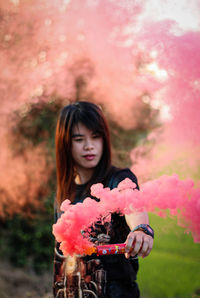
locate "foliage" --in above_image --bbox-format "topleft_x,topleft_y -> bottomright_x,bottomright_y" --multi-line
11,98 -> 63,154
0,193 -> 55,273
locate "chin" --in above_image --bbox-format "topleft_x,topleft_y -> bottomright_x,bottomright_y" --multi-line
85,161 -> 99,169
85,163 -> 98,169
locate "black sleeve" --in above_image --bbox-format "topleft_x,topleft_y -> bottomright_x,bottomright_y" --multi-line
111,168 -> 139,190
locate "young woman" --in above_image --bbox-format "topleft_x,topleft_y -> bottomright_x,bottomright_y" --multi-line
53,101 -> 154,298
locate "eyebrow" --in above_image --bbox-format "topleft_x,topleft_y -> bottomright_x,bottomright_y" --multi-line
72,131 -> 100,138
72,134 -> 84,138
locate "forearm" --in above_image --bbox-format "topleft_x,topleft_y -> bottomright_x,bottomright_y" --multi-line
125,211 -> 149,230
125,211 -> 153,258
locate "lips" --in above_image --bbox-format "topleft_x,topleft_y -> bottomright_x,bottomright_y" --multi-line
83,154 -> 96,161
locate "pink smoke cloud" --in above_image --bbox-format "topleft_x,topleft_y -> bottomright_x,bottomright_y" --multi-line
53,176 -> 200,256
1,0 -> 200,215
131,21 -> 200,181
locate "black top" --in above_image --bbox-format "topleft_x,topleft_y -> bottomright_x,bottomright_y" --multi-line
54,166 -> 139,284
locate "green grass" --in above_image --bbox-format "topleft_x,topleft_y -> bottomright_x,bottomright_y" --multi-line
137,214 -> 200,298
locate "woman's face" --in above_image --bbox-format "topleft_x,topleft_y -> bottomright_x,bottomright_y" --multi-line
71,123 -> 103,175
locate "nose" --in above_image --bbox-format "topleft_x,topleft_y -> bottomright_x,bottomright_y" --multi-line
84,138 -> 94,150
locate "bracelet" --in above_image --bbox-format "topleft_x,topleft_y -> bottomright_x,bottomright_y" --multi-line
131,224 -> 154,239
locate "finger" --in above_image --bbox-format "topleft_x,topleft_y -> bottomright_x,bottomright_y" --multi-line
138,245 -> 147,257
139,236 -> 153,258
138,236 -> 149,257
125,233 -> 136,258
125,234 -> 135,252
130,233 -> 143,257
145,238 -> 154,257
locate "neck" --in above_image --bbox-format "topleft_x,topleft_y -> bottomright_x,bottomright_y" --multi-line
75,167 -> 94,185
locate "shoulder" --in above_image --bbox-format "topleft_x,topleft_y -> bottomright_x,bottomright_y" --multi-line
109,166 -> 139,189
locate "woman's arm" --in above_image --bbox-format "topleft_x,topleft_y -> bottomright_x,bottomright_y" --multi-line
125,211 -> 154,258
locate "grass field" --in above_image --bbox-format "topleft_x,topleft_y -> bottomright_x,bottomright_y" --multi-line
137,214 -> 200,298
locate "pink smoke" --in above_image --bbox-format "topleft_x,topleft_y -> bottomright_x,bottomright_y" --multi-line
53,176 -> 200,256
130,21 -> 200,180
1,0 -> 200,216
1,0 -> 151,123
1,0 -> 148,215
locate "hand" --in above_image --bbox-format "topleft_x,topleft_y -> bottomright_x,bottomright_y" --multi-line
125,230 -> 153,259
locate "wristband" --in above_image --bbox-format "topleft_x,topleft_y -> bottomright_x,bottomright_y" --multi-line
131,224 -> 154,239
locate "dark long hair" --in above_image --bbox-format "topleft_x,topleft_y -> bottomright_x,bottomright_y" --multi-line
55,101 -> 112,206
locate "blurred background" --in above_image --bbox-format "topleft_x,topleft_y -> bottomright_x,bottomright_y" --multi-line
0,0 -> 200,297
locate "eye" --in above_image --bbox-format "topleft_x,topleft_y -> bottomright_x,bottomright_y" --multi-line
73,137 -> 83,142
92,133 -> 101,139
